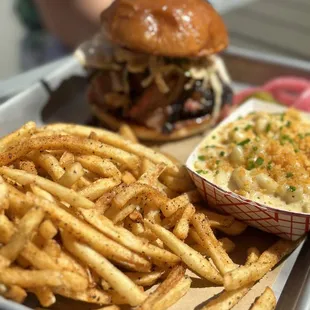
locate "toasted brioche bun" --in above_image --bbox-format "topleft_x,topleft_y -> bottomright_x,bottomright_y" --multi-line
101,0 -> 228,57
90,104 -> 215,141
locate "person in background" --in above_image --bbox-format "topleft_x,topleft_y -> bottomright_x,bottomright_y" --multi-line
15,0 -> 113,70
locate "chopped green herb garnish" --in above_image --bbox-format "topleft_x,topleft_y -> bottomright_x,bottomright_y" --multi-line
265,123 -> 271,133
212,135 -> 216,139
237,138 -> 250,146
216,160 -> 220,165
255,157 -> 264,166
280,113 -> 285,122
247,160 -> 255,170
220,151 -> 225,157
205,145 -> 216,149
198,155 -> 206,161
244,124 -> 253,131
196,170 -> 208,174
267,161 -> 272,170
306,133 -> 310,137
253,146 -> 258,151
280,134 -> 293,145
298,133 -> 304,139
234,127 -> 239,131
289,186 -> 296,192
286,172 -> 293,178
215,170 -> 219,175
286,121 -> 292,128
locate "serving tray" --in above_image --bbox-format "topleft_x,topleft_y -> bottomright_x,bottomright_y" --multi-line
0,47 -> 309,310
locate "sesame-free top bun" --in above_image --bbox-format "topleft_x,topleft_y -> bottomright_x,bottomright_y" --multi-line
101,0 -> 228,57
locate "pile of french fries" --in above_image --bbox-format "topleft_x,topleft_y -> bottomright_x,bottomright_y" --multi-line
0,122 -> 299,310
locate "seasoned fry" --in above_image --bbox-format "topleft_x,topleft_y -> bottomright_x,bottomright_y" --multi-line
137,265 -> 186,310
191,213 -> 237,275
28,151 -> 64,181
165,190 -> 201,217
0,206 -> 45,264
125,271 -> 163,287
224,239 -> 297,291
119,124 -> 139,143
0,268 -> 88,290
0,121 -> 35,152
32,287 -> 56,308
196,208 -> 235,228
0,167 -> 95,209
121,171 -> 137,184
58,162 -> 84,187
173,203 -> 195,240
202,247 -> 260,310
78,177 -> 121,201
62,231 -> 147,306
250,287 -> 276,310
59,151 -> 75,168
39,219 -> 58,240
43,123 -> 179,174
96,306 -> 120,310
0,176 -> 9,211
1,285 -> 27,304
16,160 -> 38,175
105,203 -> 138,223
29,193 -> 151,272
191,237 -> 235,256
76,155 -> 122,179
29,135 -> 140,172
216,220 -> 248,236
53,287 -> 111,305
144,220 -> 222,284
152,276 -> 191,310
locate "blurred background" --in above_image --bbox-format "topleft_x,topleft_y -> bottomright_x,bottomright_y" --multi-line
0,0 -> 309,80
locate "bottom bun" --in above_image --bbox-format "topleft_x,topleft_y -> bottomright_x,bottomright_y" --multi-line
90,104 -> 214,141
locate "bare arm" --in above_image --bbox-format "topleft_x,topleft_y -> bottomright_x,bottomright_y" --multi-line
33,0 -> 113,49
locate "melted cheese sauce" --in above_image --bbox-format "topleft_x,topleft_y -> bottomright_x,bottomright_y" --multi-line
194,109 -> 310,213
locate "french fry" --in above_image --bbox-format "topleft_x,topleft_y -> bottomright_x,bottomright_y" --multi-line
96,306 -> 120,310
0,206 -> 45,264
32,287 -> 56,308
59,151 -> 75,168
192,213 -> 237,275
0,121 -> 35,152
224,239 -> 298,291
159,172 -> 195,193
39,219 -> 58,240
78,177 -> 121,201
58,162 -> 84,187
144,220 -> 222,284
165,190 -> 201,217
119,124 -> 139,143
0,176 -> 9,211
202,247 -> 260,310
216,219 -> 248,236
61,231 -> 147,306
75,155 -> 122,179
121,171 -> 137,184
30,184 -> 57,202
16,160 -> 38,175
105,203 -> 138,223
250,287 -> 276,310
29,135 -> 140,172
28,151 -> 64,181
137,265 -> 186,310
28,193 -> 151,272
125,271 -> 163,287
196,208 -> 235,228
1,285 -> 27,304
78,208 -> 180,265
43,124 -> 179,175
0,167 -> 95,209
0,268 -> 88,291
152,276 -> 191,310
53,287 -> 111,305
162,207 -> 185,229
191,237 -> 235,256
173,203 -> 195,240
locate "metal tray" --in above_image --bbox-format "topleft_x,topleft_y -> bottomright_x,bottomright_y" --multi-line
0,47 -> 309,310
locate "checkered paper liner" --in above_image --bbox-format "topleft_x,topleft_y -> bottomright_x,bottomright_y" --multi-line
186,99 -> 310,240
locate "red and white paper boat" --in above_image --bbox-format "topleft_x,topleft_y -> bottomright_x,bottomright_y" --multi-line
186,99 -> 310,240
